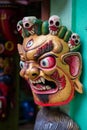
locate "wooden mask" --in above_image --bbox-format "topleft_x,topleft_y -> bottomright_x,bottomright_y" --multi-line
17,15 -> 83,106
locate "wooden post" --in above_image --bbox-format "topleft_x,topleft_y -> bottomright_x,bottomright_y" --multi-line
41,0 -> 50,20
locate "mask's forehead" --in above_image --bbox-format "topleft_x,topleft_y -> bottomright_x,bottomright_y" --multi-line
22,35 -> 47,51
22,34 -> 69,59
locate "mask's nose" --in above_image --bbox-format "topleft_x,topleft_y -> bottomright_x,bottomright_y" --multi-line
26,63 -> 40,80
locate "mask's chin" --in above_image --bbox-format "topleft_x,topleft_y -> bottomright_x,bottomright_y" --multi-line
29,77 -> 64,95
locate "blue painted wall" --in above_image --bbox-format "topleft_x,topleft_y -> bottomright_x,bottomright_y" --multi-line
70,0 -> 87,130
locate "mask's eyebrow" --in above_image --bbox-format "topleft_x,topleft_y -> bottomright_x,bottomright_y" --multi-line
34,40 -> 54,60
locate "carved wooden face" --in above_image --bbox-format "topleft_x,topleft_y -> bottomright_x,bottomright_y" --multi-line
17,34 -> 82,106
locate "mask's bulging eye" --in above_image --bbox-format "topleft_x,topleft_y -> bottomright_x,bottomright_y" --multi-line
26,39 -> 33,48
40,56 -> 56,69
20,61 -> 25,69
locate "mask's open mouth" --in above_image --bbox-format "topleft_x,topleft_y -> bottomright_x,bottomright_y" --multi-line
33,79 -> 55,90
29,73 -> 66,94
30,78 -> 58,94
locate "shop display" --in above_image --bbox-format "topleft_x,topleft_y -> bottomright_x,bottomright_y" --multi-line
0,56 -> 13,120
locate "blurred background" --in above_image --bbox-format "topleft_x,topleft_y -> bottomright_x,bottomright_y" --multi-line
0,0 -> 50,130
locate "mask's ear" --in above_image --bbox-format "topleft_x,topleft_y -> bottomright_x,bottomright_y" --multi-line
17,44 -> 26,61
61,52 -> 82,77
61,52 -> 83,93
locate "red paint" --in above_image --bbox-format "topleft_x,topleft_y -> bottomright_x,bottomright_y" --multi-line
51,71 -> 66,89
64,55 -> 80,77
40,56 -> 56,69
34,86 -> 74,106
49,26 -> 58,31
69,39 -> 75,46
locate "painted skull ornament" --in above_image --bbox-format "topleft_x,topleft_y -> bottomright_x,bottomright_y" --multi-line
22,16 -> 37,35
17,20 -> 30,38
48,15 -> 60,35
17,15 -> 83,107
68,33 -> 80,51
17,16 -> 37,38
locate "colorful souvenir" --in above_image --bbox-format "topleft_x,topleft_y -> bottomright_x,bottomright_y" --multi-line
17,15 -> 83,130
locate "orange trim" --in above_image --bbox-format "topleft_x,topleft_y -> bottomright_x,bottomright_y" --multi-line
34,85 -> 74,107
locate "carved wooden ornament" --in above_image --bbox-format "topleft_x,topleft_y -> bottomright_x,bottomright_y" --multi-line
17,15 -> 83,106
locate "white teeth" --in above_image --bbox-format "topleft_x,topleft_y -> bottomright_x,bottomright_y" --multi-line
33,86 -> 42,91
30,78 -> 51,91
46,85 -> 51,90
36,80 -> 38,84
30,80 -> 32,84
38,79 -> 41,83
30,77 -> 45,84
32,81 -> 34,84
49,29 -> 52,34
33,85 -> 51,91
41,77 -> 45,84
42,87 -> 45,90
